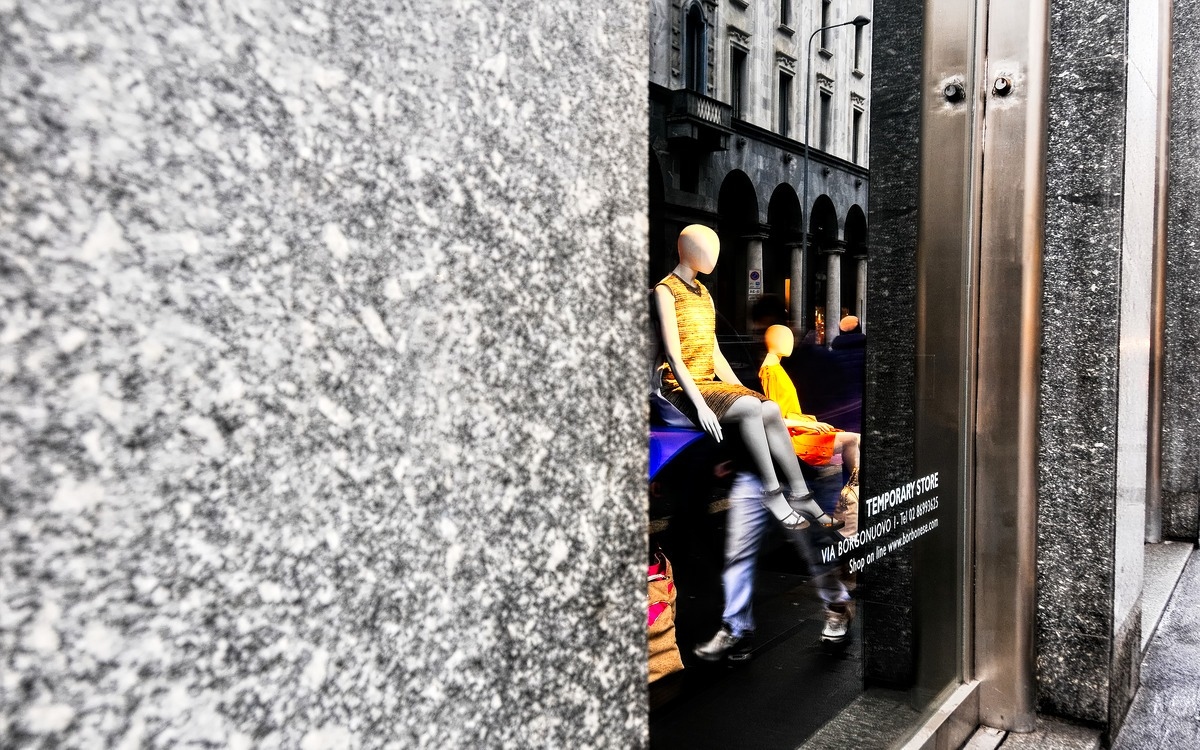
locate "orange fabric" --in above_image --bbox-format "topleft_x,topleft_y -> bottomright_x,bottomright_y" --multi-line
759,362 -> 838,465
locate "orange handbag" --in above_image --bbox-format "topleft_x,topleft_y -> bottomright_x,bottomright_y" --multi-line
648,552 -> 684,682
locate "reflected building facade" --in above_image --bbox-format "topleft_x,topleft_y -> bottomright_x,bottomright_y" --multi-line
649,0 -> 873,345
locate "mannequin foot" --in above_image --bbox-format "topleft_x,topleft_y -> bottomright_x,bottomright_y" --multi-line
760,485 -> 796,521
797,508 -> 845,532
786,489 -> 825,520
779,507 -> 811,531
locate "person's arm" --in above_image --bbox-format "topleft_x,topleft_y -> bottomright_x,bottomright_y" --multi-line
654,285 -> 724,442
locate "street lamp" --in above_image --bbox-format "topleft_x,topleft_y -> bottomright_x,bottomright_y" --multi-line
801,14 -> 870,344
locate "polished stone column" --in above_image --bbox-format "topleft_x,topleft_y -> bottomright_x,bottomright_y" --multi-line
790,240 -> 807,334
824,245 -> 844,345
856,256 -> 869,331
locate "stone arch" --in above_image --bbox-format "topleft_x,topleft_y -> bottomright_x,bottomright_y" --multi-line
805,195 -> 840,336
716,170 -> 759,333
843,204 -> 867,320
766,184 -> 803,316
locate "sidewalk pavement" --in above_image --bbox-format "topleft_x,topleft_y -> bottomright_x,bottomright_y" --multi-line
1112,549 -> 1200,750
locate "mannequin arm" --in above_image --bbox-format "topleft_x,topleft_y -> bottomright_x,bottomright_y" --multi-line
654,285 -> 723,441
786,416 -> 837,433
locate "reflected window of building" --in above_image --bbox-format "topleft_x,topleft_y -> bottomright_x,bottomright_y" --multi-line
854,24 -> 865,70
778,71 -> 793,137
730,47 -> 747,119
684,3 -> 706,92
780,0 -> 792,28
820,0 -> 832,50
819,90 -> 832,150
852,108 -> 863,162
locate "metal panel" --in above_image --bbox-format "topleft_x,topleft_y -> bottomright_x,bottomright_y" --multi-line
972,0 -> 1049,732
914,0 -> 985,709
1146,0 -> 1173,544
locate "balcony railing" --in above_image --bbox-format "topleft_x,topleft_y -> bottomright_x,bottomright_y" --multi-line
669,89 -> 733,130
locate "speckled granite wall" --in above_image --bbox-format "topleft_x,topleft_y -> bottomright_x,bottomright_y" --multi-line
860,0 -> 921,688
1163,0 -> 1200,543
0,2 -> 649,748
1037,0 -> 1132,729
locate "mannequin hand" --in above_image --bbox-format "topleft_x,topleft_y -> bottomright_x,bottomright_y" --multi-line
695,403 -> 723,442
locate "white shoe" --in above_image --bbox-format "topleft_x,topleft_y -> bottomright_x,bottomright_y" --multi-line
694,626 -> 751,661
821,612 -> 850,643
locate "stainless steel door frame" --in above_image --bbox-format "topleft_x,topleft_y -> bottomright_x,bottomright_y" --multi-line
1146,0 -> 1173,544
913,0 -> 985,713
915,0 -> 1049,735
971,0 -> 1049,732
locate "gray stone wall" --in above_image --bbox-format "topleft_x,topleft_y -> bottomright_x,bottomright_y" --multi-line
1163,0 -> 1200,543
0,1 -> 649,748
1037,0 -> 1132,728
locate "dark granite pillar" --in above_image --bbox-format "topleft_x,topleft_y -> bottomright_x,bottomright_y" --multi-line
1037,0 -> 1141,734
1163,0 -> 1200,544
861,0 -> 922,688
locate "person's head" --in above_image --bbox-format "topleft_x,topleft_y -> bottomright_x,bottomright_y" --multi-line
839,315 -> 861,335
677,224 -> 720,274
751,294 -> 789,330
765,324 -> 795,358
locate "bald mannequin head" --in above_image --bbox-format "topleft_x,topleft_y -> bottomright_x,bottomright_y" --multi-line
765,324 -> 795,358
677,224 -> 720,274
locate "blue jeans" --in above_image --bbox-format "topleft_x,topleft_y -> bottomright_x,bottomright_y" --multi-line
722,472 -> 853,638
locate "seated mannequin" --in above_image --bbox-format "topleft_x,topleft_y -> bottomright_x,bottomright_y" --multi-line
760,325 -> 860,533
653,225 -> 841,531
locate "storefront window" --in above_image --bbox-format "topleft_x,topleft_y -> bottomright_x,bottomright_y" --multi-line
647,1 -> 972,746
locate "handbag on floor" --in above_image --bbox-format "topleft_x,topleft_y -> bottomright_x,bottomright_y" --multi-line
648,551 -> 684,682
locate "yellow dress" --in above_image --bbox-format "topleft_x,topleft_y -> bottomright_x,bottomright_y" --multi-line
758,362 -> 838,465
657,273 -> 765,424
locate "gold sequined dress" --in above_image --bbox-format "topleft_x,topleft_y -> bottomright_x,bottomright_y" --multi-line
656,273 -> 766,425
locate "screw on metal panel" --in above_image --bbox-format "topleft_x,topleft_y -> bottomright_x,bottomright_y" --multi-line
993,76 -> 1013,96
943,83 -> 966,103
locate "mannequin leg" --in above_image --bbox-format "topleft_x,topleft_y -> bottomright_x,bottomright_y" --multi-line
759,401 -> 830,520
833,432 -> 860,471
759,401 -> 810,492
721,397 -> 827,521
720,397 -> 791,519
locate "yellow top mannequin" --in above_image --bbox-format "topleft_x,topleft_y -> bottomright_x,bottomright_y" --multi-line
653,224 -> 765,441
